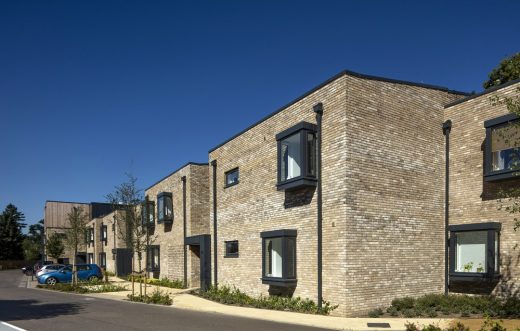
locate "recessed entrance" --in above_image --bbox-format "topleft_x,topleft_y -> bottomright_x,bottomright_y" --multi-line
185,234 -> 211,291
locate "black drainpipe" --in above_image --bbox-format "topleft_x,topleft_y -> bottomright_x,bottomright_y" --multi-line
181,175 -> 187,288
211,160 -> 218,286
442,119 -> 452,296
313,102 -> 323,308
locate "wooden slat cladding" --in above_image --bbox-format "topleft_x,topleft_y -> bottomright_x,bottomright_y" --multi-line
44,201 -> 91,228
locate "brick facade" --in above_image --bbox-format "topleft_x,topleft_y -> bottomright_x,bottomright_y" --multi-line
209,72 -> 467,316
445,81 -> 520,296
144,163 -> 209,287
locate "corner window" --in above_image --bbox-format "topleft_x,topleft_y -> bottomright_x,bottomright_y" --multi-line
141,198 -> 155,227
449,222 -> 500,281
261,229 -> 297,286
100,224 -> 108,244
276,122 -> 317,190
98,252 -> 106,268
157,192 -> 173,223
147,245 -> 160,271
484,113 -> 520,181
224,240 -> 239,257
224,168 -> 239,188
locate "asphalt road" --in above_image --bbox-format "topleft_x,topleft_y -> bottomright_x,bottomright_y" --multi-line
0,269 -> 329,331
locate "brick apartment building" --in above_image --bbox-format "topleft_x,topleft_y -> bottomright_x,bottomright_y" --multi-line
43,70 -> 520,317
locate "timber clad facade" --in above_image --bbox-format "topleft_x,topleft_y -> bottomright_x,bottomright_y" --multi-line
42,69 -> 520,317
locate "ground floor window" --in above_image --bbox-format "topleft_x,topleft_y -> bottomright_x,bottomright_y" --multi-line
260,229 -> 297,286
147,245 -> 160,271
98,252 -> 106,268
449,222 -> 500,280
224,240 -> 239,257
87,253 -> 94,264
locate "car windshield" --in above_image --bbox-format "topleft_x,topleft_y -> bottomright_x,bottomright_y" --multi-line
60,266 -> 72,272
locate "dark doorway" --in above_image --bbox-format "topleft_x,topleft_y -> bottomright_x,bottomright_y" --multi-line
114,248 -> 133,277
185,235 -> 211,291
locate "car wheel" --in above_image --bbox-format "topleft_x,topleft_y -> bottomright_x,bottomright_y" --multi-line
46,277 -> 57,285
88,276 -> 98,282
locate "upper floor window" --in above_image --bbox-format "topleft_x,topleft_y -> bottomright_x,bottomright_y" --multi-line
276,122 -> 317,190
100,224 -> 108,244
85,228 -> 94,245
225,168 -> 239,188
448,222 -> 500,282
157,192 -> 173,223
484,113 -> 520,181
141,198 -> 155,227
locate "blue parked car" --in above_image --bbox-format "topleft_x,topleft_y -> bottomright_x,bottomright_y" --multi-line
38,264 -> 103,285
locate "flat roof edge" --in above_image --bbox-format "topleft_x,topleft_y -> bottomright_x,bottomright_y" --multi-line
208,69 -> 469,154
444,78 -> 520,108
145,162 -> 209,191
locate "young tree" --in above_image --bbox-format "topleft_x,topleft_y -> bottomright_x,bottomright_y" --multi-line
106,173 -> 154,296
24,219 -> 45,262
46,233 -> 65,262
64,207 -> 88,285
492,88 -> 520,228
484,52 -> 520,89
0,204 -> 27,260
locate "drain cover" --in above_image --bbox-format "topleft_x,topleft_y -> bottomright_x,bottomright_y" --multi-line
367,323 -> 391,328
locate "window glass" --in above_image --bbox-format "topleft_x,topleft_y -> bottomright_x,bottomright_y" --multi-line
280,132 -> 302,181
307,133 -> 316,177
286,237 -> 296,278
491,124 -> 520,171
455,231 -> 487,273
153,247 -> 160,269
225,241 -> 239,256
265,237 -> 283,278
158,197 -> 164,221
147,202 -> 154,224
164,196 -> 173,218
226,169 -> 239,186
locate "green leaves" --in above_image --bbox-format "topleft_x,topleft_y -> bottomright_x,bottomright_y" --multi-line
484,53 -> 520,89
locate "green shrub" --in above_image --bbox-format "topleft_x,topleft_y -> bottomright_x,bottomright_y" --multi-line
368,308 -> 383,318
147,277 -> 185,289
127,289 -> 172,305
405,322 -> 421,331
422,325 -> 443,331
37,282 -> 125,293
386,294 -> 520,318
198,285 -> 337,315
446,322 -> 470,331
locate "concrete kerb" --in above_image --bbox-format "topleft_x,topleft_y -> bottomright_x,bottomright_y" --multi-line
33,276 -> 454,331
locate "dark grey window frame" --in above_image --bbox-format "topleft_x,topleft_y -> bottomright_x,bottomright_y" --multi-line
224,168 -> 240,188
87,227 -> 94,246
276,122 -> 317,191
448,222 -> 501,282
484,113 -> 520,181
260,229 -> 297,287
157,192 -> 173,224
224,240 -> 239,258
147,245 -> 160,272
141,199 -> 155,227
87,253 -> 94,264
100,224 -> 108,245
98,252 -> 106,268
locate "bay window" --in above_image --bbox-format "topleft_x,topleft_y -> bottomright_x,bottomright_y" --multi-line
147,245 -> 160,271
484,113 -> 520,181
276,122 -> 317,190
261,229 -> 297,286
157,192 -> 173,223
449,222 -> 501,281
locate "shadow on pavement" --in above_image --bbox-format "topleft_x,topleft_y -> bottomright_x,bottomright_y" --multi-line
0,299 -> 85,321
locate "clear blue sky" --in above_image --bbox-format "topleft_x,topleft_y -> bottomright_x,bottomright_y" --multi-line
1,0 -> 519,228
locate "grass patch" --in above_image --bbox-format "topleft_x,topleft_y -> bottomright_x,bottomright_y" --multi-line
37,281 -> 126,293
197,285 -> 337,315
127,289 -> 172,305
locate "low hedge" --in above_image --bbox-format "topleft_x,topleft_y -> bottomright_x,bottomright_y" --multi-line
37,282 -> 126,294
198,285 -> 337,315
127,289 -> 172,305
373,294 -> 520,318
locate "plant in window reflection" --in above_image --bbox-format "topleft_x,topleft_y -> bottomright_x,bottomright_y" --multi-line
476,263 -> 485,273
492,89 -> 520,231
463,262 -> 474,272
